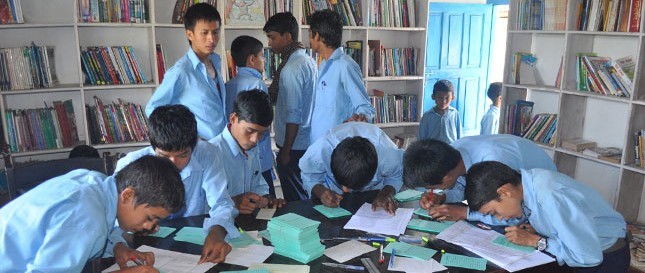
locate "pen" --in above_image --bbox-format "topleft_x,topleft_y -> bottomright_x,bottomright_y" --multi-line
389,248 -> 396,268
322,262 -> 365,271
130,256 -> 143,266
378,244 -> 384,263
324,175 -> 332,190
322,236 -> 394,242
238,227 -> 245,233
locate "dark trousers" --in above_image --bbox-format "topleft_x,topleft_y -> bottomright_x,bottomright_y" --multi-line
276,147 -> 308,202
575,237 -> 630,273
262,168 -> 276,197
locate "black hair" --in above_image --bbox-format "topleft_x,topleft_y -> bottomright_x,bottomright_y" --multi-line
233,89 -> 273,127
263,12 -> 299,42
184,2 -> 221,30
148,104 -> 198,152
231,35 -> 264,68
331,137 -> 378,190
402,139 -> 462,188
69,144 -> 99,158
465,161 -> 521,212
433,79 -> 454,95
487,82 -> 502,101
115,155 -> 185,213
309,9 -> 343,49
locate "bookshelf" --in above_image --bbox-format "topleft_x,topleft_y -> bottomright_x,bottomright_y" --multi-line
503,0 -> 645,223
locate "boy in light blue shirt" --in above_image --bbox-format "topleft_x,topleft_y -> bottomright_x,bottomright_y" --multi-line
146,3 -> 227,140
418,79 -> 461,144
300,122 -> 403,214
480,82 -> 502,135
308,10 -> 375,143
225,35 -> 276,197
210,90 -> 286,214
403,134 -> 556,224
466,161 -> 628,272
0,156 -> 185,273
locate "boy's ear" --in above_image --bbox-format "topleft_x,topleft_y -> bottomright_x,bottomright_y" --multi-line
120,187 -> 136,204
496,183 -> 513,198
229,112 -> 237,124
246,54 -> 255,67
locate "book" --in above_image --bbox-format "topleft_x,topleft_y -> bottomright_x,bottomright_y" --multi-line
224,0 -> 265,26
513,100 -> 534,136
582,146 -> 623,158
561,138 -> 597,152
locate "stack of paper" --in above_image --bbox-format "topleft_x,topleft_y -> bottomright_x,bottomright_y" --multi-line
344,203 -> 414,236
393,189 -> 424,202
407,219 -> 455,233
413,208 -> 432,218
174,227 -> 206,245
228,232 -> 263,248
102,245 -> 215,273
384,241 -> 437,260
313,205 -> 352,218
268,213 -> 325,263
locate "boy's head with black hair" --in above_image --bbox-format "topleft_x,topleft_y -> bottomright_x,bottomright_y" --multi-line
330,136 -> 378,192
229,89 -> 273,151
184,3 -> 221,59
263,12 -> 299,54
115,155 -> 185,233
231,35 -> 265,74
487,82 -> 502,105
465,161 -> 523,220
69,144 -> 100,158
403,139 -> 463,190
432,79 -> 455,111
308,9 -> 343,51
148,104 -> 198,171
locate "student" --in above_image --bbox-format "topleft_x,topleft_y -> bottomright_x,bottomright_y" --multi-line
69,144 -> 100,158
308,9 -> 375,143
113,105 -> 238,264
480,82 -> 502,135
418,79 -> 461,144
146,3 -> 227,140
465,161 -> 629,272
403,134 -> 556,223
300,122 -> 403,214
263,12 -> 317,202
0,155 -> 184,273
225,35 -> 276,197
209,90 -> 285,214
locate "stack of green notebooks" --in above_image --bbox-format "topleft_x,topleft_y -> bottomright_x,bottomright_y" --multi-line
393,189 -> 424,202
268,213 -> 325,263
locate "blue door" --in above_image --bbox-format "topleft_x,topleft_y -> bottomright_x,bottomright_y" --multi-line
424,3 -> 493,136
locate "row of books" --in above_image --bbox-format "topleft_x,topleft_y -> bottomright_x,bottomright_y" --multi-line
368,0 -> 416,28
369,89 -> 417,124
576,0 -> 642,32
510,52 -> 538,85
225,48 -> 280,81
5,100 -> 80,153
303,0 -> 363,26
633,130 -> 645,167
516,0 -> 567,31
80,46 -> 148,86
576,53 -> 633,97
629,223 -> 645,269
78,0 -> 148,23
0,43 -> 58,91
172,0 -> 217,24
521,113 -> 557,145
368,40 -> 419,77
0,0 -> 23,24
156,44 -> 168,83
503,100 -> 534,136
561,138 -> 623,163
86,97 -> 149,145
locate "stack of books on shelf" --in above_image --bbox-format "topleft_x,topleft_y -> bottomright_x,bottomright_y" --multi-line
267,213 -> 325,263
632,130 -> 645,167
561,138 -> 597,152
368,0 -> 416,27
576,0 -> 641,32
155,44 -> 167,83
262,48 -> 281,80
582,146 -> 622,163
368,40 -> 419,77
5,100 -> 80,153
265,0 -> 294,17
521,113 -> 557,145
344,40 -> 363,71
510,52 -> 539,85
0,0 -> 23,24
629,223 -> 645,271
78,0 -> 148,23
576,53 -> 633,98
370,89 -> 417,124
0,43 -> 58,91
302,0 -> 362,26
516,0 -> 567,30
172,0 -> 217,24
80,46 -> 148,86
86,97 -> 149,145
504,100 -> 534,136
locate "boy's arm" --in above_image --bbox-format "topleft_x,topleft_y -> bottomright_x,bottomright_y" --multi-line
443,176 -> 466,203
145,68 -> 181,117
455,111 -> 462,139
341,60 -> 376,120
278,67 -> 305,157
250,149 -> 270,196
202,154 -> 241,239
299,142 -> 333,197
379,148 -> 404,192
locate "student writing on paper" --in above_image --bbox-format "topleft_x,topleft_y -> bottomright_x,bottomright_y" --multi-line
210,90 -> 286,214
112,105 -> 238,264
465,161 -> 629,272
300,122 -> 404,214
403,134 -> 556,224
0,156 -> 185,273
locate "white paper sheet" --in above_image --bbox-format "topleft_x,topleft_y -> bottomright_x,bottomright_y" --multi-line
102,245 -> 215,273
343,203 -> 414,236
225,244 -> 275,267
256,208 -> 276,220
323,240 -> 376,263
387,256 -> 448,273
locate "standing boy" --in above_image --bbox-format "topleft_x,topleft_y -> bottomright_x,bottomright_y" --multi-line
0,156 -> 185,273
146,3 -> 227,140
210,90 -> 285,214
308,10 -> 375,143
418,79 -> 461,144
480,82 -> 502,135
263,12 -> 317,201
466,161 -> 628,272
225,35 -> 276,197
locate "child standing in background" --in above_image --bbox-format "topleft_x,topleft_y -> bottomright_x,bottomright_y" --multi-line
480,82 -> 502,135
418,79 -> 461,144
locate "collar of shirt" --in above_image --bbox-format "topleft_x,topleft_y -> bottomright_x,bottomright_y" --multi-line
186,48 -> 219,70
223,125 -> 246,159
236,67 -> 263,79
319,47 -> 345,71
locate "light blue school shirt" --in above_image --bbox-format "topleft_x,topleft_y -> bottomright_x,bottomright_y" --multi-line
0,170 -> 116,272
273,49 -> 317,150
113,140 -> 240,239
225,67 -> 273,173
209,126 -> 269,197
309,47 -> 375,143
449,134 -> 556,224
300,122 -> 403,196
418,106 -> 461,144
146,49 -> 227,140
521,168 -> 626,267
480,105 -> 500,135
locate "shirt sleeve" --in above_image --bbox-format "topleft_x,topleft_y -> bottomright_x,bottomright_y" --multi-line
418,114 -> 429,139
279,66 -> 306,124
378,146 -> 404,192
146,67 -> 181,117
250,150 -> 270,196
444,176 -> 466,203
466,208 -> 521,226
455,111 -> 462,140
299,141 -> 330,196
341,60 -> 375,119
202,155 -> 241,239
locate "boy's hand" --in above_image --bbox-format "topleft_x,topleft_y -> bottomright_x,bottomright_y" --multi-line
419,191 -> 446,209
344,113 -> 368,122
372,187 -> 397,215
428,204 -> 467,221
278,149 -> 291,165
504,226 -> 540,247
200,227 -> 231,264
268,197 -> 286,209
233,192 -> 262,214
115,265 -> 159,273
113,243 -> 155,269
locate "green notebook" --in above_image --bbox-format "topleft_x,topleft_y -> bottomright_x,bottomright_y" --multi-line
413,208 -> 432,219
492,235 -> 535,253
394,189 -> 424,202
147,226 -> 176,238
313,205 -> 352,218
227,231 -> 262,248
440,253 -> 487,271
383,241 -> 437,260
173,227 -> 206,245
407,219 -> 454,233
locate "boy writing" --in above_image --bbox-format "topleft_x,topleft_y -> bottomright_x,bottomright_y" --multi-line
418,79 -> 461,144
480,82 -> 502,135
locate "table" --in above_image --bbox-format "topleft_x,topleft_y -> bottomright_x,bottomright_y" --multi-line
130,190 -> 572,273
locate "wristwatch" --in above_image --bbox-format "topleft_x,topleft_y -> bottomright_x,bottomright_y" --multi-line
536,237 -> 548,251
